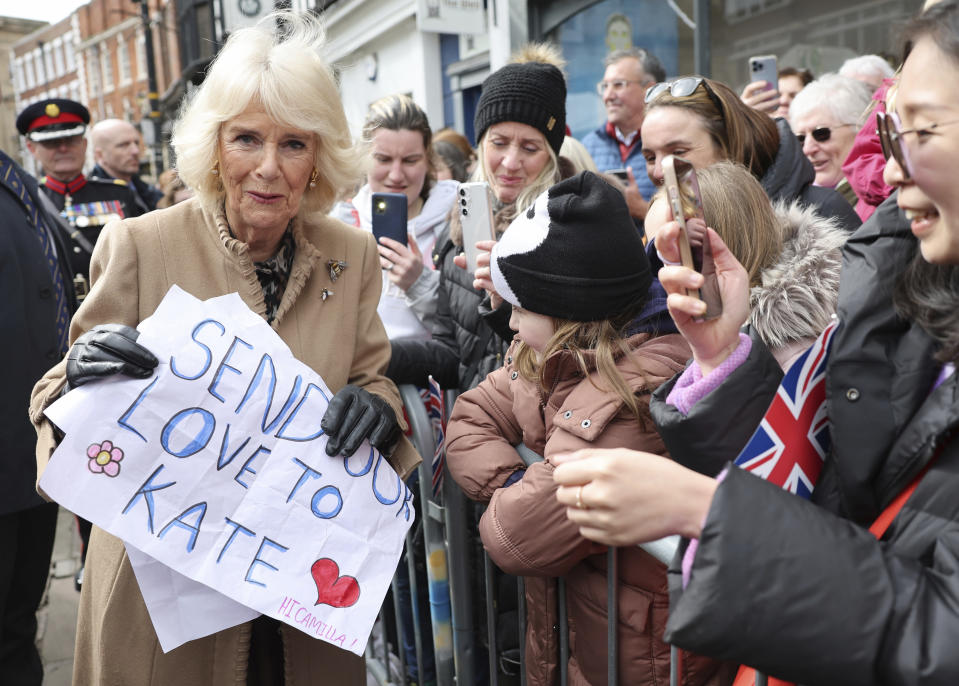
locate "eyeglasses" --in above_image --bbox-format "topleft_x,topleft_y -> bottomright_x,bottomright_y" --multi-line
877,110 -> 959,180
794,124 -> 855,146
643,77 -> 725,118
596,79 -> 644,95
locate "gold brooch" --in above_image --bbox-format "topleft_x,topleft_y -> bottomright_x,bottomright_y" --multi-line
546,116 -> 556,131
45,103 -> 61,118
328,259 -> 348,282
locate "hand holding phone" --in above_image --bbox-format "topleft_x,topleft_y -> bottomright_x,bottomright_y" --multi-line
457,182 -> 495,273
371,193 -> 408,246
661,155 -> 722,319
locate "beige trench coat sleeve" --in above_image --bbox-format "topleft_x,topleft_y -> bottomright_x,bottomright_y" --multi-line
30,217 -> 142,494
344,229 -> 420,479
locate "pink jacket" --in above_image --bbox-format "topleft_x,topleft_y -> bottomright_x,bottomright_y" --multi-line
841,79 -> 896,222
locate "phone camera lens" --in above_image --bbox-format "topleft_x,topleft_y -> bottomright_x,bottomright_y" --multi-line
460,198 -> 467,206
462,208 -> 469,216
459,188 -> 466,196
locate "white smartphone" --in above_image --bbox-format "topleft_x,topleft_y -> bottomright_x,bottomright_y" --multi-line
457,181 -> 495,273
748,54 -> 778,91
662,155 -> 722,320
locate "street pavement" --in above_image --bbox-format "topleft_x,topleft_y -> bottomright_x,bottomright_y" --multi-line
39,506 -> 80,686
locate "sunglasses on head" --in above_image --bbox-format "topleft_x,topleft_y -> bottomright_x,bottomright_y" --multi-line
795,124 -> 854,146
644,76 -> 725,117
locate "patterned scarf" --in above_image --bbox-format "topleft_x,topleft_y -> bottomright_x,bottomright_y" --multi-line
253,227 -> 296,323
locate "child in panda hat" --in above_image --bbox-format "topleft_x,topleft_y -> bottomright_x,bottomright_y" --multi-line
446,172 -> 721,684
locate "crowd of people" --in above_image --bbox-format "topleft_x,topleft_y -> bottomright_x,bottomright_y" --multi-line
5,0 -> 959,684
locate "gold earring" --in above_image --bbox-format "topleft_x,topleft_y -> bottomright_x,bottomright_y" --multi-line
211,161 -> 219,176
309,168 -> 318,188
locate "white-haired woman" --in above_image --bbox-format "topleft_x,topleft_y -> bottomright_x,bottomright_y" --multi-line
789,73 -> 874,205
387,44 -> 566,393
29,12 -> 418,685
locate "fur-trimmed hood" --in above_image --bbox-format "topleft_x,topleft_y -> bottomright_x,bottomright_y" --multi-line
749,200 -> 846,358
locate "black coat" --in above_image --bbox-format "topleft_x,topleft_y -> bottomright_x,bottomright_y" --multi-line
762,118 -> 862,234
388,223 -> 512,392
652,194 -> 959,685
0,153 -> 76,515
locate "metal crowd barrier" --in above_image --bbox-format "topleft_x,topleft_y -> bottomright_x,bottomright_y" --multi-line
367,385 -> 762,686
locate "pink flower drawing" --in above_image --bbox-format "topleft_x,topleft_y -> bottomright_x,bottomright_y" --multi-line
87,440 -> 123,477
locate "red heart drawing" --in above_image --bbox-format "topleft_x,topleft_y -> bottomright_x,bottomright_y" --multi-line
311,558 -> 361,608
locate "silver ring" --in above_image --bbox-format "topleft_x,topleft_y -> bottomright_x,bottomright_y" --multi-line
386,263 -> 394,272
576,485 -> 585,510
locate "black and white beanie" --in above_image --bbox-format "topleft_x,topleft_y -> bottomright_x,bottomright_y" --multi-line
490,171 -> 652,322
473,61 -> 566,155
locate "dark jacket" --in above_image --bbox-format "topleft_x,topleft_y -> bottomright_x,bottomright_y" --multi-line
91,163 -> 163,213
650,194 -> 959,685
0,152 -> 76,515
761,118 -> 862,234
388,214 -> 513,392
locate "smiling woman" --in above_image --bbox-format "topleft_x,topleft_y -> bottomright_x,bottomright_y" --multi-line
553,3 -> 959,683
29,11 -> 420,686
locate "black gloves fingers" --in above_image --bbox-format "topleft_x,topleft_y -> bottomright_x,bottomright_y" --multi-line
321,385 -> 401,457
367,394 -> 402,456
66,323 -> 158,390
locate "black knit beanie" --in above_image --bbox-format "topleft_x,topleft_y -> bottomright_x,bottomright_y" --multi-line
490,171 -> 652,322
473,61 -> 566,155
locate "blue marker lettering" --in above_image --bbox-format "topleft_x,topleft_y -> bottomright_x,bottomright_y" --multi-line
287,457 -> 322,503
160,407 -> 215,457
170,319 -> 225,380
310,485 -> 343,519
157,501 -> 207,552
122,465 -> 176,534
208,336 -> 253,402
234,445 -> 270,489
245,537 -> 289,587
117,375 -> 159,442
217,517 -> 256,562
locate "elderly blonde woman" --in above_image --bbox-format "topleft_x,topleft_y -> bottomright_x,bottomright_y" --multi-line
29,12 -> 418,685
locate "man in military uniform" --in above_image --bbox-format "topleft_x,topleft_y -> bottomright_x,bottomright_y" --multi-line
17,98 -> 143,293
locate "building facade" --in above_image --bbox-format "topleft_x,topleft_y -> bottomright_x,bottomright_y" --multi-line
10,15 -> 84,174
10,0 -> 179,178
0,16 -> 48,165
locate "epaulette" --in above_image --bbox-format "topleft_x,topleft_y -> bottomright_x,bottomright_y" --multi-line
89,175 -> 129,187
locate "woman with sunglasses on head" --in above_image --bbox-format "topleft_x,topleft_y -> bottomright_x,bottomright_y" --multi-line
789,73 -> 874,206
387,44 -> 565,393
552,2 -> 959,683
640,76 -> 861,232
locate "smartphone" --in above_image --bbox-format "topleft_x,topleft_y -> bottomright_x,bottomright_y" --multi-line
607,168 -> 630,184
661,155 -> 722,320
748,54 -> 778,92
457,181 -> 495,272
371,192 -> 408,246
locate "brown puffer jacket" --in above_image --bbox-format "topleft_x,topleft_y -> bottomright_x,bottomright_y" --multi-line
447,333 -> 730,686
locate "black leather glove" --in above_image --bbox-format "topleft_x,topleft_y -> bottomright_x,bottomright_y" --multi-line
321,384 -> 401,457
65,324 -> 158,391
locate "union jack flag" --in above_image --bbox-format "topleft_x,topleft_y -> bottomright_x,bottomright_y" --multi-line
733,321 -> 839,499
426,375 -> 446,498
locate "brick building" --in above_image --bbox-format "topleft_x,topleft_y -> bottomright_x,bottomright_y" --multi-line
0,15 -> 48,166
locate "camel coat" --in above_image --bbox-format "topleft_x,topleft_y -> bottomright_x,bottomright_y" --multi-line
29,197 -> 420,686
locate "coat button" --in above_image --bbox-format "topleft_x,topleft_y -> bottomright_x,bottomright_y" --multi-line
581,419 -> 591,428
510,371 -> 518,380
563,410 -> 572,419
846,388 -> 860,402
39,287 -> 52,299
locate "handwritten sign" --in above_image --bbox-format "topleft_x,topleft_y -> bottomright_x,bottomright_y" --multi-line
42,286 -> 414,655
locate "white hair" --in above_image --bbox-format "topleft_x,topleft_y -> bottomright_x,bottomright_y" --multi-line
839,55 -> 895,84
172,11 -> 364,214
789,73 -> 874,127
